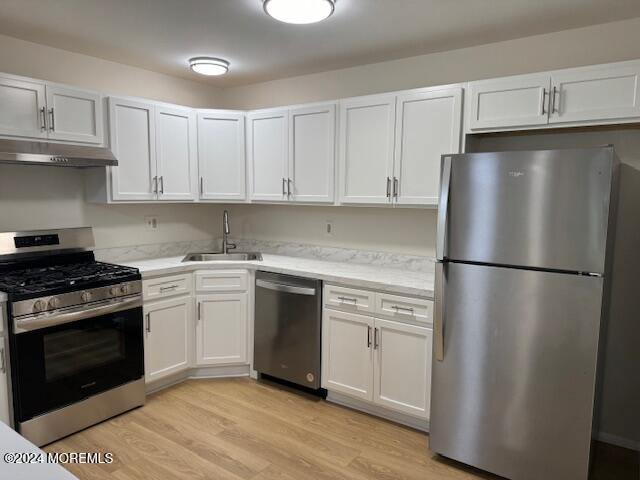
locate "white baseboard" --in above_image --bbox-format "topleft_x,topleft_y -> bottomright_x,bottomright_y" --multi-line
145,364 -> 250,394
596,431 -> 640,452
326,391 -> 429,432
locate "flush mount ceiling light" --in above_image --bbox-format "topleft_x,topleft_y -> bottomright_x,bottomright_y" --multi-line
263,0 -> 335,24
189,57 -> 229,76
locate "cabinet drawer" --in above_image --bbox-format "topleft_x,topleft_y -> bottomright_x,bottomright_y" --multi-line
143,273 -> 193,301
195,270 -> 248,292
324,284 -> 374,314
375,293 -> 433,325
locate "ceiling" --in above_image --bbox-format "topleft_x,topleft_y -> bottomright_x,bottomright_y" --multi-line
1,0 -> 640,87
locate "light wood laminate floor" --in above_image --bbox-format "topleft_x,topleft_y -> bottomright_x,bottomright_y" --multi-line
45,378 -> 638,480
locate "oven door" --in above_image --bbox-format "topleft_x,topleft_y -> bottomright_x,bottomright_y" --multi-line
11,297 -> 144,422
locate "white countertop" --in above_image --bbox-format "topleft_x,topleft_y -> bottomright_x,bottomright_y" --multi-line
0,422 -> 78,479
124,253 -> 434,298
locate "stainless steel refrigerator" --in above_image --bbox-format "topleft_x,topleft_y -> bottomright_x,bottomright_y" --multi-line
429,147 -> 618,480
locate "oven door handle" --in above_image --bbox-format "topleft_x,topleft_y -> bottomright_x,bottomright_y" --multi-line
13,295 -> 143,334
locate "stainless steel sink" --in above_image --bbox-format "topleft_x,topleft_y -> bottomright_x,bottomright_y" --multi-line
181,252 -> 262,262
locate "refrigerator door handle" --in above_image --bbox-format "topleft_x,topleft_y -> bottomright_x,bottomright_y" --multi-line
436,156 -> 452,261
434,261 -> 445,361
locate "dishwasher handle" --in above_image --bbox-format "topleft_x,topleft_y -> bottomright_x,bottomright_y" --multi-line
256,279 -> 317,296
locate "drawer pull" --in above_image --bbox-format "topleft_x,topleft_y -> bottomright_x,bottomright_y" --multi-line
159,285 -> 179,292
392,305 -> 414,315
337,296 -> 357,304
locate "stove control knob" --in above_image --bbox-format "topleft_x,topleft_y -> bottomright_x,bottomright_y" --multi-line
80,291 -> 92,303
109,286 -> 119,296
120,284 -> 130,295
48,297 -> 60,309
32,300 -> 46,313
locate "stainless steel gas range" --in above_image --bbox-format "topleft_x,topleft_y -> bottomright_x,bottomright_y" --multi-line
0,227 -> 145,446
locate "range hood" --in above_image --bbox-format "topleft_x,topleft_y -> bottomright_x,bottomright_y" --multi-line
0,139 -> 117,167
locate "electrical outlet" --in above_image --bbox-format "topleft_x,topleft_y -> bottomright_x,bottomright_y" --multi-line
325,220 -> 334,237
145,216 -> 159,231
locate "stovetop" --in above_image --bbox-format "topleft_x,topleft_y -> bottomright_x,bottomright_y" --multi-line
0,252 -> 140,301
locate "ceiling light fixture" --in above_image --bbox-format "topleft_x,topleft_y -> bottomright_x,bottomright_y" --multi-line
263,0 -> 335,24
189,57 -> 229,76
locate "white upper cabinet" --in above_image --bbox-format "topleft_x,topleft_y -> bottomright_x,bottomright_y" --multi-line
339,94 -> 396,205
45,85 -> 103,144
468,73 -> 551,131
288,103 -> 336,203
109,97 -> 157,201
155,106 -> 197,201
247,110 -> 289,202
197,111 -> 246,201
0,76 -> 47,139
393,88 -> 462,206
549,63 -> 640,124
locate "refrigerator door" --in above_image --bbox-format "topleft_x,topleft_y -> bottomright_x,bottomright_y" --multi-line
441,147 -> 615,273
430,262 -> 604,480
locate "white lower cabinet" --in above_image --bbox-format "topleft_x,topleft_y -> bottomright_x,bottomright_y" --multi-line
196,293 -> 248,366
322,285 -> 433,420
373,318 -> 432,418
144,295 -> 192,383
323,310 -> 374,401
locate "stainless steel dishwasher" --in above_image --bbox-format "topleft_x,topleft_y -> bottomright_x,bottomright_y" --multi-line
254,271 -> 322,390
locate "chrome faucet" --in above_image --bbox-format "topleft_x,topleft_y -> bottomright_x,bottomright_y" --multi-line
222,210 -> 236,254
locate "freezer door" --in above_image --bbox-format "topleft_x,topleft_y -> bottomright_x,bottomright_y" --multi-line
442,147 -> 615,273
430,262 -> 604,480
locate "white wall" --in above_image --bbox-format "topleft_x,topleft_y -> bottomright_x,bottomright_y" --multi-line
227,204 -> 436,256
220,17 -> 640,109
0,33 -> 221,108
0,164 -> 223,249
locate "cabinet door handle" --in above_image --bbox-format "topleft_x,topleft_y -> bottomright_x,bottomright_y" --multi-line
367,326 -> 372,348
198,302 -> 202,321
159,285 -> 178,292
49,108 -> 55,131
282,178 -> 286,196
152,176 -> 158,194
287,178 -> 292,198
374,327 -> 379,350
40,107 -> 47,131
551,86 -> 559,114
0,347 -> 5,373
200,177 -> 204,195
159,176 -> 164,194
393,177 -> 399,199
145,313 -> 151,333
386,177 -> 391,198
541,88 -> 548,115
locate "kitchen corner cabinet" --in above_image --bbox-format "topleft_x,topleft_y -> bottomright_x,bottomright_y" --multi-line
144,296 -> 192,383
248,103 -> 336,204
322,285 -> 433,419
109,97 -> 197,202
198,111 -> 246,201
196,293 -> 248,365
0,75 -> 102,143
339,88 -> 462,206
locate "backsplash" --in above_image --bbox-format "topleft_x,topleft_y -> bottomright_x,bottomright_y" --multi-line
94,239 -> 218,263
95,237 -> 434,272
230,238 -> 433,272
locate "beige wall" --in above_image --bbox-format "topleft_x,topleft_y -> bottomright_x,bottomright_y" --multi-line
220,17 -> 640,110
227,204 -> 436,257
0,33 -> 220,107
0,34 -> 224,250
